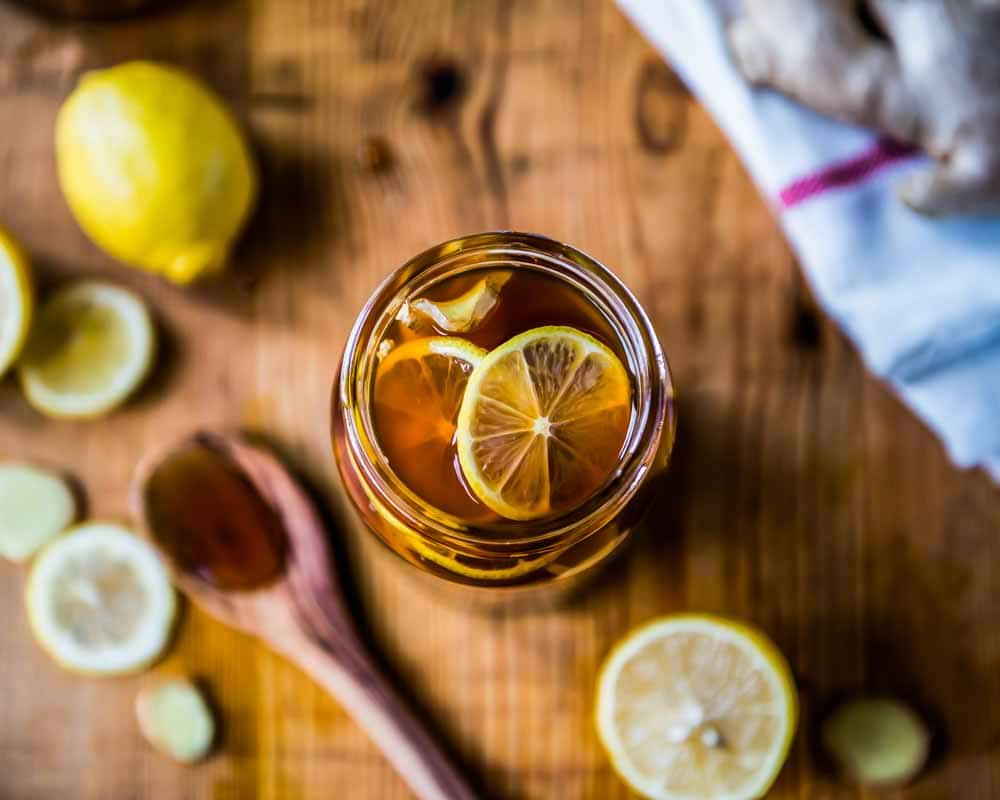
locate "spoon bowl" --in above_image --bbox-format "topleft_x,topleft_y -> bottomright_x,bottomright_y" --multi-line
132,430 -> 477,800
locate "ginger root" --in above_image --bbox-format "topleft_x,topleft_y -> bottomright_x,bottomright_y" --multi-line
726,0 -> 1000,215
136,679 -> 216,763
0,463 -> 76,562
821,696 -> 931,787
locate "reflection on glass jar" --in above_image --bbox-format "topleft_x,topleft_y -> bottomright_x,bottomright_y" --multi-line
333,232 -> 675,599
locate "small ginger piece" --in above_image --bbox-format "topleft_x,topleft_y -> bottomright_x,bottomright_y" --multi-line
0,463 -> 76,562
822,696 -> 931,787
726,0 -> 1000,215
136,679 -> 216,763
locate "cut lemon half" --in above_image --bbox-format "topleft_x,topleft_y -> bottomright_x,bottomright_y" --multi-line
373,337 -> 487,518
18,282 -> 155,419
0,226 -> 34,377
596,614 -> 798,800
403,271 -> 511,333
456,325 -> 631,521
27,522 -> 176,675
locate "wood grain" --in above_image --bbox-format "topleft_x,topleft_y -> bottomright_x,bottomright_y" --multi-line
1,1 -> 998,798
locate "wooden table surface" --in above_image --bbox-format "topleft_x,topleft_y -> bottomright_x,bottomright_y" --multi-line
2,1 -> 999,798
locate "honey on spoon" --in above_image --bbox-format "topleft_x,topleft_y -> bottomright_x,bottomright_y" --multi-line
133,431 -> 477,800
142,436 -> 284,590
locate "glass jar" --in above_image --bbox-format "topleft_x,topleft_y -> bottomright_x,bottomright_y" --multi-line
332,232 -> 675,597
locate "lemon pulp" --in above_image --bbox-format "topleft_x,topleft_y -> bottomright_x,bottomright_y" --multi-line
18,282 -> 155,419
456,325 -> 632,521
373,337 -> 487,519
596,614 -> 798,800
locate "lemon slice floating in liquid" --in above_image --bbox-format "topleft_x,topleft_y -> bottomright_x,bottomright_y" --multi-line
374,336 -> 487,518
456,325 -> 632,521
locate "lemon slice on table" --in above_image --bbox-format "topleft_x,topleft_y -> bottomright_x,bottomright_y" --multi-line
456,325 -> 632,521
596,614 -> 798,800
0,226 -> 34,377
0,463 -> 76,562
18,282 -> 155,419
27,523 -> 176,675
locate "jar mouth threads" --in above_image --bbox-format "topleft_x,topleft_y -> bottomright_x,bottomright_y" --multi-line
334,232 -> 675,569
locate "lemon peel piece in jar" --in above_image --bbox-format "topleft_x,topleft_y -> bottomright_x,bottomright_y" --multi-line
401,271 -> 511,333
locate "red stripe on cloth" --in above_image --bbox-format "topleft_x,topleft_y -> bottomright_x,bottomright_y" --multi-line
778,138 -> 920,209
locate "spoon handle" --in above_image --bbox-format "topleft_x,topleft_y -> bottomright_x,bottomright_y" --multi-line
287,634 -> 479,800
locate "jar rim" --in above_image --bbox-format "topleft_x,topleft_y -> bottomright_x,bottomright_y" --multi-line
335,231 -> 675,554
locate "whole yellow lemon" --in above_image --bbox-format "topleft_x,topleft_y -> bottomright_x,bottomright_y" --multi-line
56,61 -> 257,284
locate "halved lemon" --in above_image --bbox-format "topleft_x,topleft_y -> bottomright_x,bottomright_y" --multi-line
27,522 -> 176,675
18,282 -> 155,419
0,226 -> 34,377
373,336 -> 487,518
456,325 -> 631,521
596,614 -> 798,800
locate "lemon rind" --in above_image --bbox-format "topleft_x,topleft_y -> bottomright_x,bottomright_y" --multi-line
0,228 -> 34,378
377,335 -> 487,376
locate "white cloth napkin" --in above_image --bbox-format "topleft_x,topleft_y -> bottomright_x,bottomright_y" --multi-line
619,0 -> 1000,482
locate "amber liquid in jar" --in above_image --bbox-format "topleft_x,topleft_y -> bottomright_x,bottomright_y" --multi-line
373,268 -> 630,522
333,233 -> 674,593
332,231 -> 674,605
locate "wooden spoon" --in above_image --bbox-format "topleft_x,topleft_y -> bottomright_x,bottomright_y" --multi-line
131,431 -> 478,800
